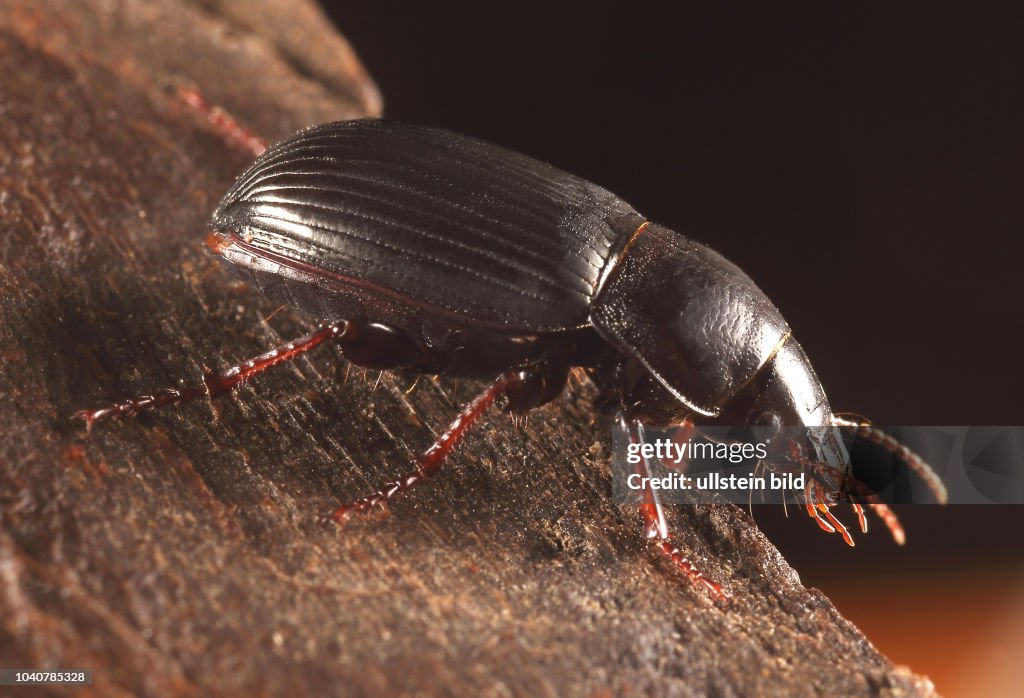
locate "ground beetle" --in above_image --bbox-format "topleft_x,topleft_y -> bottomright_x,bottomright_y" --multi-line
78,100 -> 946,599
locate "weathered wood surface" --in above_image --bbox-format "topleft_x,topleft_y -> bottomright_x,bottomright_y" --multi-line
0,2 -> 936,695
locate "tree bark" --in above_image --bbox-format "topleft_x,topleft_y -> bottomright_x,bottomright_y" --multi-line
0,2 -> 936,695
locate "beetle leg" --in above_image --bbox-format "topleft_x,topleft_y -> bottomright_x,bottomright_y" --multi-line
324,372 -> 518,525
176,85 -> 268,156
74,323 -> 344,432
664,421 -> 697,473
619,416 -> 726,601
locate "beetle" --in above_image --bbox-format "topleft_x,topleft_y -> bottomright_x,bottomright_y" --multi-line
77,114 -> 946,599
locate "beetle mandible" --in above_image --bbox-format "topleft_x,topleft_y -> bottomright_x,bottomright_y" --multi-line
78,109 -> 946,600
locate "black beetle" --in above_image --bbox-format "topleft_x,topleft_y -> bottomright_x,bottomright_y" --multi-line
78,115 -> 945,599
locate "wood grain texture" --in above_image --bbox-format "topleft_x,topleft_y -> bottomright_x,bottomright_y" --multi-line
0,2 -> 936,695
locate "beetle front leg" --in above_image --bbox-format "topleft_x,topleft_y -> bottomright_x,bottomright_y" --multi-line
620,416 -> 726,601
324,372 -> 519,525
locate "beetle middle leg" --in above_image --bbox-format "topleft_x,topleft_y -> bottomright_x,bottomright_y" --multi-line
323,361 -> 572,524
323,371 -> 520,525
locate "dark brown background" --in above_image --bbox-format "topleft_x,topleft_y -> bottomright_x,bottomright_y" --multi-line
320,3 -> 1024,693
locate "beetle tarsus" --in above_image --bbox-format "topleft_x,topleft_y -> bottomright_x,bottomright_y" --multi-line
73,388 -> 199,430
657,538 -> 726,602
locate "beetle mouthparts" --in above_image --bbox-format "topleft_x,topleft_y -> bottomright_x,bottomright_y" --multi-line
206,230 -> 235,255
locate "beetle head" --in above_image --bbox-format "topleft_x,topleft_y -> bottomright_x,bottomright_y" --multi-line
717,337 -> 851,501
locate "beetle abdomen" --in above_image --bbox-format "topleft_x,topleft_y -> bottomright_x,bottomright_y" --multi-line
211,119 -> 642,332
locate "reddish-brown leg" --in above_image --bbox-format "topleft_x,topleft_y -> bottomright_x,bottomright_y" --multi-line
176,85 -> 268,157
621,416 -> 726,601
74,323 -> 344,432
325,372 -> 518,524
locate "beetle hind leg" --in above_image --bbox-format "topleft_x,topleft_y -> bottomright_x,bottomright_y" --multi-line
74,318 -> 435,432
74,322 -> 344,432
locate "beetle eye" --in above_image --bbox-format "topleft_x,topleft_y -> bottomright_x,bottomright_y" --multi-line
750,410 -> 782,430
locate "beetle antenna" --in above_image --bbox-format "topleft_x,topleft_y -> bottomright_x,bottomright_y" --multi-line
832,417 -> 948,504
